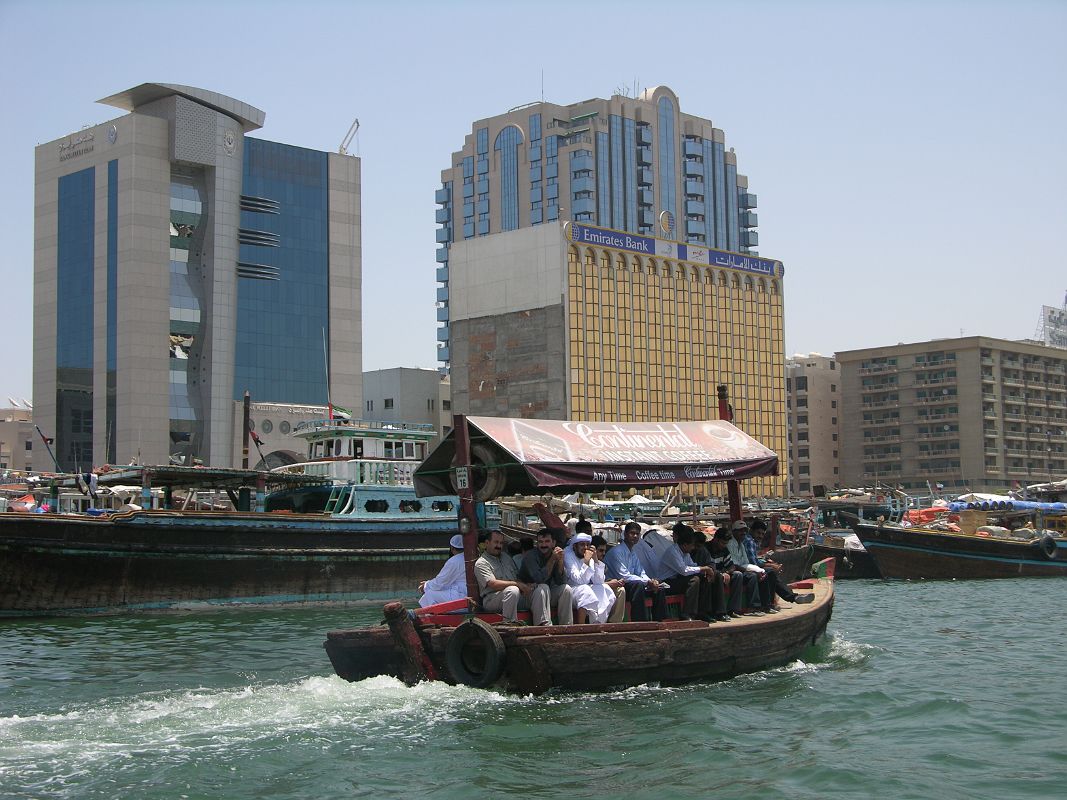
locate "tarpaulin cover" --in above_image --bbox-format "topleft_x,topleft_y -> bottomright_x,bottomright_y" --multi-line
414,416 -> 778,498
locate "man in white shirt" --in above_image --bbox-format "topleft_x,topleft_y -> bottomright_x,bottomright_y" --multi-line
418,534 -> 469,608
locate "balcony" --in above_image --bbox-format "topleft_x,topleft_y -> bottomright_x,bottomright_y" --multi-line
436,305 -> 449,322
741,230 -> 759,248
740,192 -> 757,209
435,207 -> 450,224
435,265 -> 448,282
860,364 -> 896,374
684,159 -> 704,177
435,187 -> 450,204
684,139 -> 703,157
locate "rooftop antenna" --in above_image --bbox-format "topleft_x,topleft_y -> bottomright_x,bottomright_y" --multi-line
339,118 -> 360,156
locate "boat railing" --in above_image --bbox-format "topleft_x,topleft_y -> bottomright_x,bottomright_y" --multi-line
274,458 -> 420,486
292,418 -> 436,436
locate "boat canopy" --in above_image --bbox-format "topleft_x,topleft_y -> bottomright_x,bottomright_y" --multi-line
413,416 -> 778,498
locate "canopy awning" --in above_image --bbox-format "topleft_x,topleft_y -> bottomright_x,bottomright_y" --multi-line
414,417 -> 778,498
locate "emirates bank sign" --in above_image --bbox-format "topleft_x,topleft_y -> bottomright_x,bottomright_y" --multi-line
565,221 -> 783,278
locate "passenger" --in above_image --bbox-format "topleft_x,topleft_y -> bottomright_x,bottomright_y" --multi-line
563,532 -> 625,624
475,530 -> 552,624
418,533 -> 469,608
692,528 -> 747,616
637,526 -> 673,576
708,527 -> 759,616
654,523 -> 729,623
517,529 -> 574,625
727,520 -> 813,612
604,521 -> 669,622
591,534 -> 627,618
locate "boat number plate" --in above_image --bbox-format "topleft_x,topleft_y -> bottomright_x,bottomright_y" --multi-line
455,467 -> 470,490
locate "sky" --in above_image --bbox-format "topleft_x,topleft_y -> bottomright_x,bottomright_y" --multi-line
1,0 -> 1064,405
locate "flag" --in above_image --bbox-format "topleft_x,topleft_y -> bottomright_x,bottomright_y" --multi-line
249,429 -> 263,446
329,404 -> 352,420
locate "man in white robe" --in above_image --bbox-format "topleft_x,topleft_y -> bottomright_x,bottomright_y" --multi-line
418,534 -> 469,608
563,533 -> 625,624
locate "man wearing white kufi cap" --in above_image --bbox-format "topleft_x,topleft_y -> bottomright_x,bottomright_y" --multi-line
563,533 -> 625,624
418,534 -> 468,608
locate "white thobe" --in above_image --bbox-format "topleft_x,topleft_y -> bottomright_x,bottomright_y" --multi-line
418,553 -> 468,607
563,549 -> 616,623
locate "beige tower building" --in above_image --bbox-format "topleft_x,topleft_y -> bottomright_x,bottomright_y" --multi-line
436,87 -> 786,496
838,337 -> 1067,493
33,84 -> 361,471
786,354 -> 841,495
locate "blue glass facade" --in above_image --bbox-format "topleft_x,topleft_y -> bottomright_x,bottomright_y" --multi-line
56,166 -> 95,470
237,138 -> 330,405
494,126 -> 523,231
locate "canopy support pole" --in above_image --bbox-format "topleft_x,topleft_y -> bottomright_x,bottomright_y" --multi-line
452,414 -> 482,602
717,385 -> 744,524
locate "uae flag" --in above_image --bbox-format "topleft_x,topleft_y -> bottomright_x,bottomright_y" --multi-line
329,404 -> 352,420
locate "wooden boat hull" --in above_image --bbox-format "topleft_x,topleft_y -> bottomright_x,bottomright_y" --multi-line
811,543 -> 881,579
852,522 -> 1067,579
0,510 -> 455,616
324,578 -> 834,694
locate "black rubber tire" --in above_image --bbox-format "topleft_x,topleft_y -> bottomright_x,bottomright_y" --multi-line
1038,533 -> 1057,560
444,618 -> 506,688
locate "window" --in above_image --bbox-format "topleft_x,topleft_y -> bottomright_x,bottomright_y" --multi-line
832,433 -> 838,441
366,400 -> 373,412
831,384 -> 837,392
384,398 -> 394,410
260,419 -> 273,434
831,417 -> 837,425
442,399 -> 451,411
427,398 -> 435,411
799,448 -> 809,458
795,376 -> 808,391
25,441 -> 32,450
797,415 -> 808,424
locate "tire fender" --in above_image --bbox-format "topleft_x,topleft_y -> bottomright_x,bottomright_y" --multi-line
1037,533 -> 1057,560
445,618 -> 506,688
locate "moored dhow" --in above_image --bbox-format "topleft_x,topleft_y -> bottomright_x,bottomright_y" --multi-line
0,418 -> 462,616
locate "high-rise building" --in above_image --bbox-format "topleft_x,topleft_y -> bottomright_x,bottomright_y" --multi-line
837,337 -> 1067,492
33,83 -> 362,471
436,86 -> 786,496
786,354 -> 841,495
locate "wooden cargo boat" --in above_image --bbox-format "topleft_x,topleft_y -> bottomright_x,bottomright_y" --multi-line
0,416 -> 462,616
324,400 -> 835,694
852,519 -> 1067,579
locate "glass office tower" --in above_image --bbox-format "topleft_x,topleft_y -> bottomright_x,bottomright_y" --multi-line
34,83 -> 362,470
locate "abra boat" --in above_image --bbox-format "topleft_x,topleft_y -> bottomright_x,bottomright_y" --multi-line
324,411 -> 835,694
852,498 -> 1067,579
0,419 -> 461,617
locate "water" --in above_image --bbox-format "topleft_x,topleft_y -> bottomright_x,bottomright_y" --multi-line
2,580 -> 1065,799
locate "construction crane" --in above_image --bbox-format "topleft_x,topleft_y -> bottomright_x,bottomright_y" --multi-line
339,118 -> 360,156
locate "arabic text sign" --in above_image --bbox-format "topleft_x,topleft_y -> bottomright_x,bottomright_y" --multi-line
567,222 -> 782,278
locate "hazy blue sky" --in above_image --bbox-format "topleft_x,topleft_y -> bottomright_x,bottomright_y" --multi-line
1,0 -> 1064,405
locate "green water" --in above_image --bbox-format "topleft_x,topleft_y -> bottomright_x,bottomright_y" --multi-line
1,580 -> 1065,799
